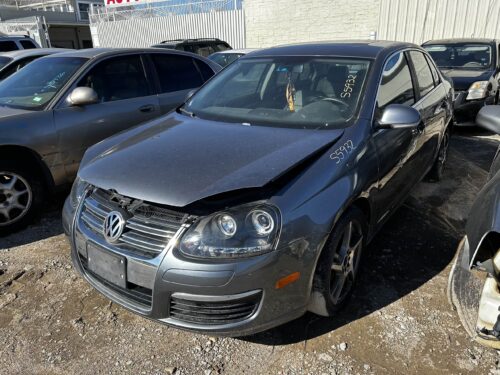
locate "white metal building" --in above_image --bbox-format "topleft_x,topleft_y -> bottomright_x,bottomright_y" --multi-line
87,0 -> 500,49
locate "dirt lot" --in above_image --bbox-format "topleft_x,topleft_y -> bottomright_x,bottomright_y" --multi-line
1,128 -> 499,375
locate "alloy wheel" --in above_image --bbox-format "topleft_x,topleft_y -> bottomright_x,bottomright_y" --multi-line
0,172 -> 32,226
329,220 -> 363,305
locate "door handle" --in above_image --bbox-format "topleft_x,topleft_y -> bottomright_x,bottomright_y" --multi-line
139,104 -> 155,113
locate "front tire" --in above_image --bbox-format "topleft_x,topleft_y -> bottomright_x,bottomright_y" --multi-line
309,207 -> 367,316
0,161 -> 45,235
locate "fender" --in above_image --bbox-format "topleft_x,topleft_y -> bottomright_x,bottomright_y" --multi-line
467,171 -> 500,268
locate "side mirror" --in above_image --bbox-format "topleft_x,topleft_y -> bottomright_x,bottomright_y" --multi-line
69,87 -> 98,106
185,89 -> 197,102
476,105 -> 500,134
377,104 -> 421,129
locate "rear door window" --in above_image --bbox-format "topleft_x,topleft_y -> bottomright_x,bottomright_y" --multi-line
425,54 -> 441,86
0,41 -> 18,51
409,51 -> 435,98
150,54 -> 204,93
78,54 -> 150,102
377,51 -> 415,109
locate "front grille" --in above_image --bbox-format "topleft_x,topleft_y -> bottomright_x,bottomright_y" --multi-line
79,254 -> 152,307
169,292 -> 261,325
80,188 -> 188,259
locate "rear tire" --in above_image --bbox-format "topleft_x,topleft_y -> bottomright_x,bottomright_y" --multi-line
426,129 -> 450,182
0,160 -> 45,235
308,206 -> 367,316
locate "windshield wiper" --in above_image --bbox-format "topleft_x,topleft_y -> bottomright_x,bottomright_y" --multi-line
177,106 -> 196,118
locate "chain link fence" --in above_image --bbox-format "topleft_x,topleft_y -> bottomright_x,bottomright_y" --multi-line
90,0 -> 241,24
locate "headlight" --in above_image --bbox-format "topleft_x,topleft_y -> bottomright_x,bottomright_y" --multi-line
180,203 -> 280,259
466,81 -> 490,100
69,176 -> 89,209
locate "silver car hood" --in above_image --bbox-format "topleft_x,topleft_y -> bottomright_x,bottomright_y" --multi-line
79,113 -> 344,208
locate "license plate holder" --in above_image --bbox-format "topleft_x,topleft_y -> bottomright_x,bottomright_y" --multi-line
87,244 -> 126,289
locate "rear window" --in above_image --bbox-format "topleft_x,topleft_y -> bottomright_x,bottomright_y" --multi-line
0,41 -> 18,52
20,40 -> 37,49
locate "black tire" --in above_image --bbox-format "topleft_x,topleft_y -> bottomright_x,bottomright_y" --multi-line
426,129 -> 450,182
309,206 -> 367,316
0,160 -> 45,235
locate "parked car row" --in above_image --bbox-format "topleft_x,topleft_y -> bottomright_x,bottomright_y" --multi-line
0,36 -> 497,338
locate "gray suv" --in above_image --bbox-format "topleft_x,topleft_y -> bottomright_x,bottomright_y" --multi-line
0,48 -> 220,233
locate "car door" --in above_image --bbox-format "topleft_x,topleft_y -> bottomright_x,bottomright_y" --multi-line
408,50 -> 447,170
147,53 -> 212,115
54,53 -> 161,179
372,51 -> 425,220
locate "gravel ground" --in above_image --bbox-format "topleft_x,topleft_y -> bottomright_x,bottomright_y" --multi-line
1,128 -> 499,375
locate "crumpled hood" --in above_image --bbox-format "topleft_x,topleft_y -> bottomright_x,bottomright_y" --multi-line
440,68 -> 493,91
79,113 -> 344,207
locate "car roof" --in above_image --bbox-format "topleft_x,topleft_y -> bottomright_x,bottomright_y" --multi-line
246,40 -> 418,59
0,35 -> 34,40
40,47 -> 210,60
0,48 -> 71,59
158,38 -> 225,45
423,38 -> 497,45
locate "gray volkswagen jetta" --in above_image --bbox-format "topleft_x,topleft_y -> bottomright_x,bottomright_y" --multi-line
64,41 -> 453,336
0,48 -> 220,233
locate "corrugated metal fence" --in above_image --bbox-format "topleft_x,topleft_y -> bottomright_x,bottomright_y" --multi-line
378,0 -> 500,44
90,9 -> 245,48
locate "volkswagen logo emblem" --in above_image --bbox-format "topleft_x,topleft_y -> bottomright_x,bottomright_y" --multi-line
103,211 -> 126,243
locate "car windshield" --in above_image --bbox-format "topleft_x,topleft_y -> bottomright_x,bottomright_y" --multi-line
424,43 -> 493,69
209,53 -> 245,67
183,56 -> 371,129
0,56 -> 87,110
0,56 -> 12,70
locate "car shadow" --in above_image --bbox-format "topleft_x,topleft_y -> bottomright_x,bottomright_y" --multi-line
452,126 -> 499,171
0,191 -> 67,250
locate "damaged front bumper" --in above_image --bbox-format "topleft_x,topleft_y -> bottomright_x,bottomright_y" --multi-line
64,191 -> 315,337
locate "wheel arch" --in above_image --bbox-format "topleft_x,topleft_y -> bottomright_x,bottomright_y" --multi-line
0,145 -> 55,191
470,231 -> 500,269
